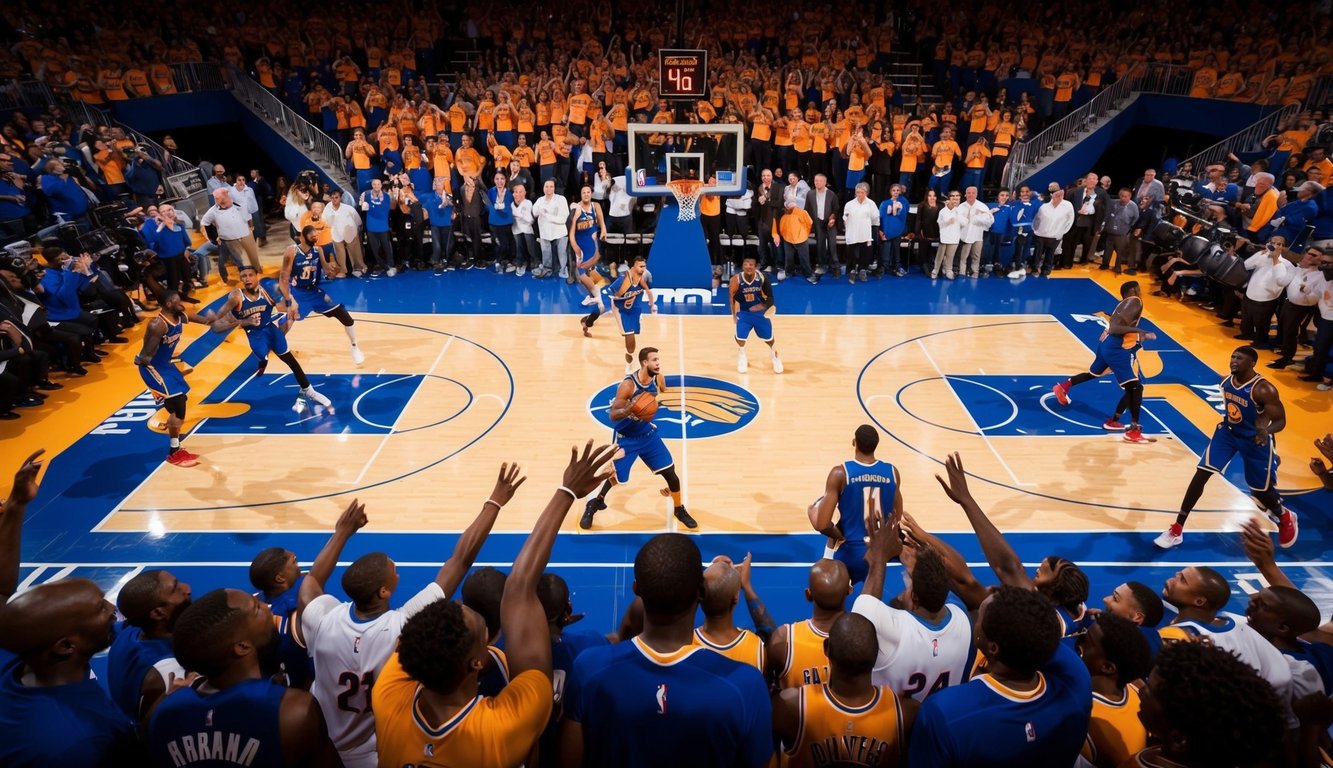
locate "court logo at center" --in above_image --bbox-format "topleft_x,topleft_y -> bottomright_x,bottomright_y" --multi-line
589,374 -> 759,439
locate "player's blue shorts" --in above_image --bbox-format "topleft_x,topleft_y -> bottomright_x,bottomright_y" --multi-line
616,310 -> 642,335
1089,338 -> 1139,386
834,542 -> 869,586
140,363 -> 189,401
292,286 -> 340,318
246,319 -> 290,359
736,311 -> 773,342
1200,425 -> 1280,492
613,431 -> 674,483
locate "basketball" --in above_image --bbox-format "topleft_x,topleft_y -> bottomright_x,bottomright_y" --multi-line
629,392 -> 658,421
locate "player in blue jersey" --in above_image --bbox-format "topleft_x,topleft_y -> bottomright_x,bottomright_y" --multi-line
247,546 -> 314,689
809,425 -> 903,584
279,225 -> 366,366
561,533 -> 773,768
535,572 -> 612,764
1156,346 -> 1297,549
729,256 -> 784,374
581,346 -> 698,530
107,569 -> 191,722
213,265 -> 333,414
1052,280 -> 1158,443
907,585 -> 1093,767
147,588 -> 339,768
134,290 -> 231,468
581,255 -> 656,374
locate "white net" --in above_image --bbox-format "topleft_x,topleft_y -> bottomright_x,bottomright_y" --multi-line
666,179 -> 705,222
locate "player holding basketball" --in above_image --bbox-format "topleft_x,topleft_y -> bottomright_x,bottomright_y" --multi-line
581,255 -> 656,374
729,256 -> 783,374
279,224 -> 365,366
570,185 -> 606,307
135,290 -> 226,468
212,265 -> 333,414
581,346 -> 697,530
1051,280 -> 1156,443
808,425 -> 903,584
1155,346 -> 1297,549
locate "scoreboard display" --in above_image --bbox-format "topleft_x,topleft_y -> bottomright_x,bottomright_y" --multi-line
659,49 -> 708,99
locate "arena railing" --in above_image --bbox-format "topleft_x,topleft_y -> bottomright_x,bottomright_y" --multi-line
1001,64 -> 1196,188
50,95 -> 198,179
1179,103 -> 1304,173
224,66 -> 355,194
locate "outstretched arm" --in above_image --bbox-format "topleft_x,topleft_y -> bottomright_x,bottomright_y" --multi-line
861,494 -> 903,602
296,499 -> 368,621
897,510 -> 990,611
0,450 -> 44,599
503,442 -> 615,678
735,553 -> 776,641
435,463 -> 527,595
935,452 -> 1031,590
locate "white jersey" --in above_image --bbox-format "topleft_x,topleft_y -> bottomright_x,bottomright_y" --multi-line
301,582 -> 444,759
852,594 -> 972,701
1166,613 -> 1294,724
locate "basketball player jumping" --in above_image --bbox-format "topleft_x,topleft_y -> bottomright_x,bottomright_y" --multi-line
730,256 -> 783,374
135,291 -> 226,467
1156,346 -> 1297,550
582,347 -> 697,530
808,425 -> 903,584
212,265 -> 333,414
581,255 -> 656,374
1052,280 -> 1156,443
279,224 -> 366,366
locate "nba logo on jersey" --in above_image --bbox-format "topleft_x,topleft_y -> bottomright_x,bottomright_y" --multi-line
1025,722 -> 1036,742
424,744 -> 435,758
589,375 -> 759,439
656,684 -> 668,715
204,710 -> 213,727
931,639 -> 939,657
353,636 -> 361,654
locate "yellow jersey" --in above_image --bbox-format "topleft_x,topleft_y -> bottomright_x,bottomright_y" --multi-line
694,627 -> 765,672
784,684 -> 905,768
1082,688 -> 1147,768
777,620 -> 832,690
372,652 -> 551,768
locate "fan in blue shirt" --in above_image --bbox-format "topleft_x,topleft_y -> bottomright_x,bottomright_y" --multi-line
106,569 -> 192,722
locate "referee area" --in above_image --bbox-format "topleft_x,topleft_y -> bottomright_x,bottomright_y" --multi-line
6,255 -> 1330,661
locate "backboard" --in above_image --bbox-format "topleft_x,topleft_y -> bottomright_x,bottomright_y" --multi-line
625,122 -> 747,197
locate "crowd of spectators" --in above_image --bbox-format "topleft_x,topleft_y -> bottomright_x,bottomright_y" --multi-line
1,439 -> 1331,767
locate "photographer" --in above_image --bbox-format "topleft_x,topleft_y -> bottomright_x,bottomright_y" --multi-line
123,146 -> 163,208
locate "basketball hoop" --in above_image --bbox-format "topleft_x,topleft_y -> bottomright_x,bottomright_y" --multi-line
665,178 -> 706,222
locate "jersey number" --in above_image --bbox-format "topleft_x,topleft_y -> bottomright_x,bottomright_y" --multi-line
336,671 -> 374,713
902,671 -> 950,697
863,487 -> 882,530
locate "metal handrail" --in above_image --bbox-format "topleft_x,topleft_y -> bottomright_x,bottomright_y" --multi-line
225,66 -> 354,193
1179,103 -> 1303,172
1001,63 -> 1197,188
49,95 -> 197,177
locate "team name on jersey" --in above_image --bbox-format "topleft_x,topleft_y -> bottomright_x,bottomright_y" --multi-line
849,473 -> 895,484
163,731 -> 261,766
807,735 -> 890,766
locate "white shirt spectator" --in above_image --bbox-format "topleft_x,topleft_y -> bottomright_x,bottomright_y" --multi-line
1032,198 -> 1076,239
842,197 -> 880,244
784,179 -> 811,209
231,183 -> 259,215
512,197 -> 535,235
200,200 -> 253,240
937,205 -> 963,244
959,200 -> 993,244
726,188 -> 753,216
1317,273 -> 1333,321
608,182 -> 634,218
324,200 -> 363,244
1243,250 -> 1295,301
1287,265 -> 1322,306
532,193 -> 571,240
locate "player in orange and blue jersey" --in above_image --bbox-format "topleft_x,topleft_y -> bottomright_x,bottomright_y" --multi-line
768,559 -> 852,690
1052,280 -> 1158,443
580,255 -> 655,373
279,225 -> 365,366
1156,346 -> 1297,550
581,347 -> 697,530
729,256 -> 784,373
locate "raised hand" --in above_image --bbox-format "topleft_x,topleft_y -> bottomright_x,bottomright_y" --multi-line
489,462 -> 527,507
334,498 -> 368,535
863,494 -> 902,563
1240,517 -> 1276,568
562,440 -> 617,498
1316,434 -> 1333,463
6,450 -> 45,506
934,451 -> 973,505
736,552 -> 753,590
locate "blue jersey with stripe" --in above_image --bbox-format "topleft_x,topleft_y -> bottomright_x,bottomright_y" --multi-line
908,642 -> 1092,767
233,283 -> 279,335
837,459 -> 897,543
735,273 -> 767,314
149,314 -> 183,368
148,678 -> 286,768
612,373 -> 659,440
609,274 -> 649,314
1221,373 -> 1265,439
289,245 -> 324,292
564,638 -> 773,768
